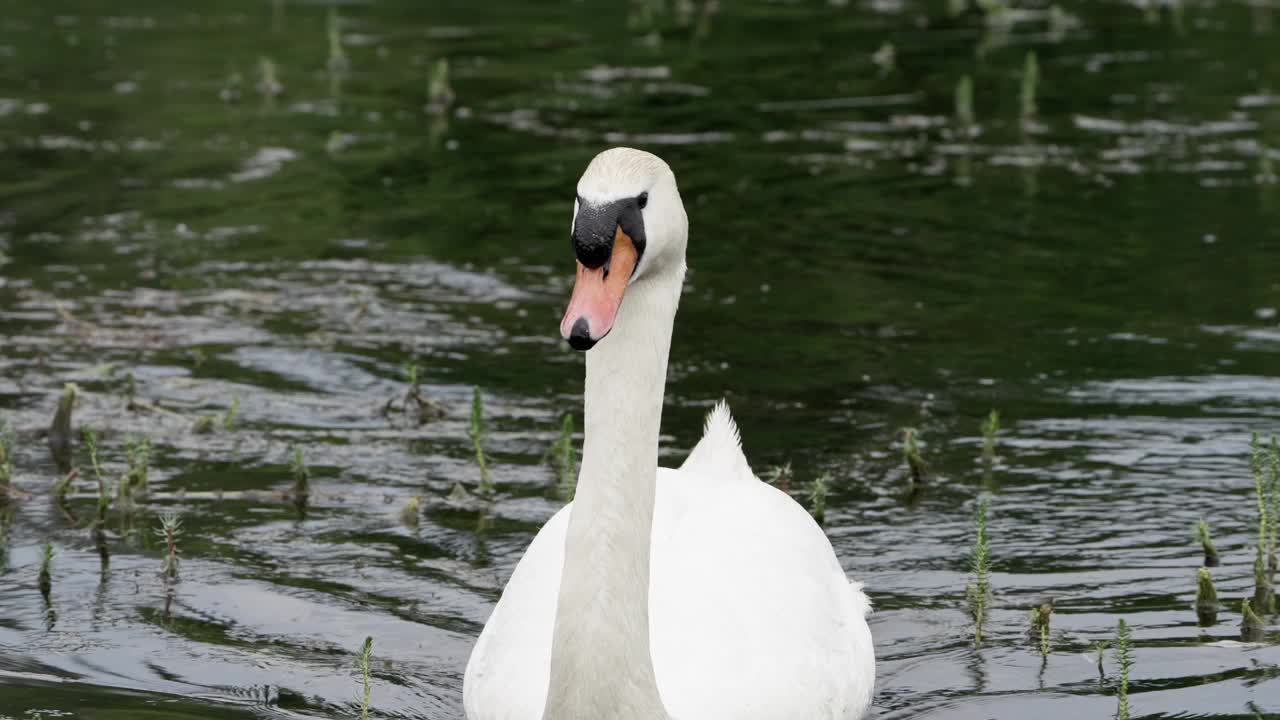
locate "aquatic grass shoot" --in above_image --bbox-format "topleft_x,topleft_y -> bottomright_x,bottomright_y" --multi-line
902,427 -> 928,495
124,435 -> 151,497
1115,619 -> 1133,720
82,426 -> 111,527
769,461 -> 793,494
155,512 -> 182,579
290,446 -> 310,500
1020,51 -> 1039,123
954,75 -> 975,131
1267,437 -> 1278,585
224,394 -> 240,431
356,635 -> 373,720
1195,567 -> 1219,626
326,5 -> 349,74
48,383 -> 78,467
427,58 -> 455,113
1194,518 -> 1219,567
965,496 -> 992,642
1028,600 -> 1052,657
980,410 -> 999,460
1093,640 -> 1109,681
470,388 -> 493,496
38,540 -> 54,598
809,472 -> 830,526
549,414 -> 577,500
0,418 -> 13,491
400,496 -> 421,528
1241,597 -> 1265,641
1249,434 -> 1273,614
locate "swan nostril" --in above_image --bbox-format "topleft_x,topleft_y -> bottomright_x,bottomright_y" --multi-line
568,317 -> 597,351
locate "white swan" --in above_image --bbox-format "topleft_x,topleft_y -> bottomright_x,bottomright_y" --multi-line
463,148 -> 874,720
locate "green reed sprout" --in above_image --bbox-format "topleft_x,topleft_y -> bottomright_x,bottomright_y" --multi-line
902,428 -> 928,494
427,58 -> 455,112
1249,434 -> 1273,614
1093,640 -> 1109,681
1194,518 -> 1219,567
1267,438 -> 1278,585
356,636 -> 373,720
290,446 -> 310,499
0,418 -> 13,490
155,512 -> 182,579
257,57 -> 283,99
1195,567 -> 1219,626
955,75 -> 975,131
872,42 -> 895,76
124,435 -> 151,496
980,410 -> 999,460
1115,619 -> 1133,719
769,461 -> 793,494
966,496 -> 992,642
400,496 -> 421,528
1241,597 -> 1265,642
1020,52 -> 1039,122
326,5 -> 349,74
470,388 -> 493,496
550,414 -> 578,500
125,372 -> 138,410
82,427 -> 111,526
50,468 -> 76,504
1029,600 -> 1052,657
49,383 -> 78,463
192,415 -> 216,434
224,394 -> 240,431
38,540 -> 54,597
809,472 -> 830,525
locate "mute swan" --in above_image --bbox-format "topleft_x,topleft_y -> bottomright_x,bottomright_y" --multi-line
463,148 -> 874,720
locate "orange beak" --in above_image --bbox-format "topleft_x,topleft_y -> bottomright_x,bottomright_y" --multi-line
560,225 -> 639,351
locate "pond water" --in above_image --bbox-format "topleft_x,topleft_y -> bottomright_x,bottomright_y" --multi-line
1,0 -> 1279,717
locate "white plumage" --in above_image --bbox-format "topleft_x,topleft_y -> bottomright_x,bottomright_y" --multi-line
465,404 -> 874,720
463,148 -> 874,720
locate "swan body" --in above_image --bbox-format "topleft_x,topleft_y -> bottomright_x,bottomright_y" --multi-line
465,405 -> 874,720
463,148 -> 874,720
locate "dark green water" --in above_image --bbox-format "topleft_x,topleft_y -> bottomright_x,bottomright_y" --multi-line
2,0 -> 1279,717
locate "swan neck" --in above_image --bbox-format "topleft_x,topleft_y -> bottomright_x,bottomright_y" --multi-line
544,272 -> 679,720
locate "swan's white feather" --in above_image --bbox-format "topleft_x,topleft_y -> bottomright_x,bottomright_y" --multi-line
464,404 -> 874,720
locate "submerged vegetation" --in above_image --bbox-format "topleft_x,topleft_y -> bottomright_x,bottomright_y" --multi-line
966,496 -> 992,643
356,636 -> 374,720
156,513 -> 182,579
548,414 -> 578,501
1028,600 -> 1052,658
470,387 -> 493,496
901,427 -> 928,495
1194,518 -> 1219,567
1195,568 -> 1218,626
980,410 -> 999,460
1115,619 -> 1133,720
809,472 -> 830,525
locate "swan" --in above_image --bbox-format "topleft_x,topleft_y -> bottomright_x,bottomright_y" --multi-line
463,147 -> 874,720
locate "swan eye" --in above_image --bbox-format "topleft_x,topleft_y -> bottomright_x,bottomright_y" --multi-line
637,192 -> 648,210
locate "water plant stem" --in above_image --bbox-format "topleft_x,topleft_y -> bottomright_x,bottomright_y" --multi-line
1029,600 -> 1052,657
357,636 -> 373,719
902,427 -> 927,495
980,410 -> 999,460
470,388 -> 493,496
155,512 -> 182,579
1195,567 -> 1218,626
290,446 -> 310,500
810,472 -> 829,525
1194,518 -> 1219,567
966,496 -> 991,643
38,540 -> 53,597
1115,619 -> 1132,720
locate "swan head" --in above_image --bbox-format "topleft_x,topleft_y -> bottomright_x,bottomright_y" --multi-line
560,147 -> 688,351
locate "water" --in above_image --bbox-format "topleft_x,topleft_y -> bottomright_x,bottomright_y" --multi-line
1,0 -> 1279,717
